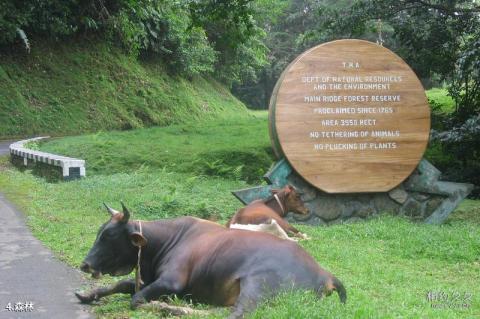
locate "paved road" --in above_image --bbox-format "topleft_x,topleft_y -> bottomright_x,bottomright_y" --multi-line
0,141 -> 93,319
0,140 -> 12,155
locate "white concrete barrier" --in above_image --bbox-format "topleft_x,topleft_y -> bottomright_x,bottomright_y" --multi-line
9,137 -> 86,180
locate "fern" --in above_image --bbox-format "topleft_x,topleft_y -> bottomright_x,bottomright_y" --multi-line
16,28 -> 30,53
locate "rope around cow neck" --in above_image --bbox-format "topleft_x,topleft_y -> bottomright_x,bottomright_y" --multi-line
273,194 -> 285,215
135,220 -> 143,293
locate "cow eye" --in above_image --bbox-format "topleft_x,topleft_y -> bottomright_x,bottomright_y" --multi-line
98,228 -> 116,239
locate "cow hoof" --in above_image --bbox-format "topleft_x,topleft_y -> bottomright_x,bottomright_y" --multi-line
298,233 -> 310,240
75,291 -> 95,304
130,296 -> 147,309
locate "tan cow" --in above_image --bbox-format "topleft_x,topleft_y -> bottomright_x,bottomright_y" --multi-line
227,185 -> 310,240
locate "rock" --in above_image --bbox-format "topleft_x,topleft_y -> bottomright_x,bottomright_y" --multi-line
305,216 -> 328,226
355,204 -> 376,218
401,198 -> 423,218
388,185 -> 408,204
411,192 -> 430,202
300,186 -> 318,202
339,200 -> 359,218
339,199 -> 375,218
312,196 -> 341,221
373,194 -> 401,214
290,209 -> 312,222
425,196 -> 444,217
287,174 -> 317,201
284,215 -> 295,223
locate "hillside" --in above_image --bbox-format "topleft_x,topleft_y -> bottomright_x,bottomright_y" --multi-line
0,38 -> 248,138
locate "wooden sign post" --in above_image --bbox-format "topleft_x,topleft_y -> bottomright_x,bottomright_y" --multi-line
269,39 -> 430,193
234,40 -> 472,225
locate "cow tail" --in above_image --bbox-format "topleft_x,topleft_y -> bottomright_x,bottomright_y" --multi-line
333,276 -> 347,304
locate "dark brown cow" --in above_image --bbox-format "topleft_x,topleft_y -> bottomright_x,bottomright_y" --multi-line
76,203 -> 345,318
227,185 -> 309,239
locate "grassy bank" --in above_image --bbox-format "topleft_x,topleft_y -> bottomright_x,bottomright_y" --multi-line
0,39 -> 247,138
1,111 -> 479,318
38,112 -> 273,183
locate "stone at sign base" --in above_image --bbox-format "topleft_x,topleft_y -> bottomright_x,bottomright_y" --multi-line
232,159 -> 473,225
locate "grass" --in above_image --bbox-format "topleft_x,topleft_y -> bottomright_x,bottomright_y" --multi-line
0,38 -> 247,138
0,113 -> 479,318
0,159 -> 478,318
38,112 -> 273,183
426,88 -> 455,113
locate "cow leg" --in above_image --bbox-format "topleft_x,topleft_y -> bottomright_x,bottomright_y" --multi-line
131,272 -> 187,309
75,279 -> 137,304
228,275 -> 277,319
269,220 -> 297,241
276,219 -> 302,236
275,219 -> 309,239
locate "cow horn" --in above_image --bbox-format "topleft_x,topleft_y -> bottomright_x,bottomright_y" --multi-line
120,201 -> 130,222
103,202 -> 120,216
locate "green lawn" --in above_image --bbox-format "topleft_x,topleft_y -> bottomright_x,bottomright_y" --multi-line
426,88 -> 455,113
38,112 -> 273,183
0,114 -> 479,318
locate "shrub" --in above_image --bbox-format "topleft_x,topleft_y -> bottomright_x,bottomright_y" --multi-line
431,114 -> 480,197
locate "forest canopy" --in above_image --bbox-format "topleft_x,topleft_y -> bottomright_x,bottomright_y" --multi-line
0,0 -> 268,84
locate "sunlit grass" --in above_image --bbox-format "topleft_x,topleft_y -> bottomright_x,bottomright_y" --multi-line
426,88 -> 455,113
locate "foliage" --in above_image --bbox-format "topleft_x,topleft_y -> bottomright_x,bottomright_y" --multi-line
232,0 -> 354,109
234,0 -> 480,117
425,88 -> 455,132
0,0 -> 267,80
449,30 -> 480,123
431,114 -> 480,197
0,40 -> 247,137
109,2 -> 218,77
189,0 -> 269,84
0,0 -> 86,44
308,0 -> 480,122
426,88 -> 455,113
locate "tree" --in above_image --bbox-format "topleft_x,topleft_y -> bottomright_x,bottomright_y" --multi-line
232,0 -> 355,109
189,0 -> 268,85
0,0 -> 268,81
312,0 -> 480,195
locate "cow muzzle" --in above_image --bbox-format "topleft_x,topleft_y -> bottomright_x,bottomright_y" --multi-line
80,261 -> 102,279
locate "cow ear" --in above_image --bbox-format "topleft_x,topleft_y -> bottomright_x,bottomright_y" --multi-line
120,202 -> 130,223
130,232 -> 147,247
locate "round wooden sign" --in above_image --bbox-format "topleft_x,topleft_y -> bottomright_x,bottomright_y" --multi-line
269,39 -> 430,193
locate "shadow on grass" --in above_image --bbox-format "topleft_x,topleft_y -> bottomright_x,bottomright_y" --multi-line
444,200 -> 480,225
10,155 -> 63,183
